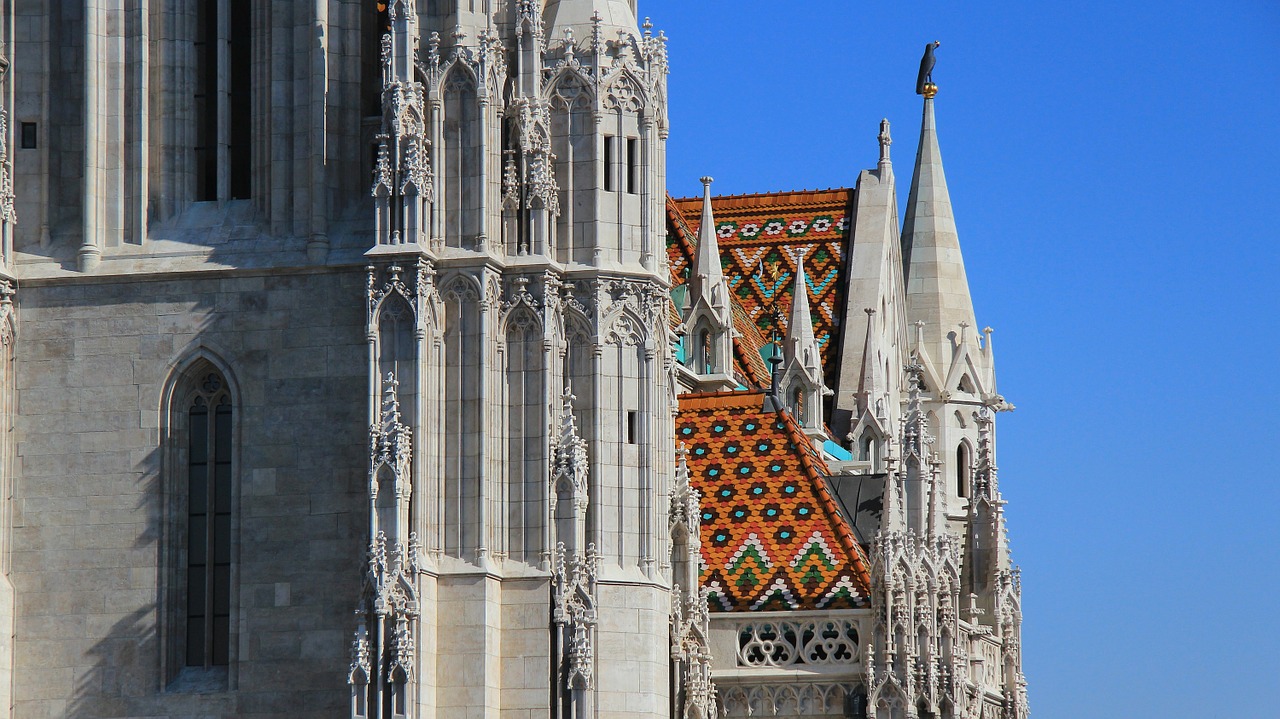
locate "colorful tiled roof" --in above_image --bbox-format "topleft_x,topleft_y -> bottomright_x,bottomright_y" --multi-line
667,190 -> 855,383
667,197 -> 774,388
677,391 -> 872,611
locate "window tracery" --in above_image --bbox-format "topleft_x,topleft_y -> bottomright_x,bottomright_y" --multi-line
164,358 -> 238,689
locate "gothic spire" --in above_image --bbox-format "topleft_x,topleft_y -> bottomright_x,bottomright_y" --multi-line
901,95 -> 978,368
784,259 -> 821,381
780,257 -> 831,437
681,176 -> 737,391
688,177 -> 729,315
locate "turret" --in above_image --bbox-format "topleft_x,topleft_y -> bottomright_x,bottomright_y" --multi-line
355,3 -> 677,717
681,177 -> 737,391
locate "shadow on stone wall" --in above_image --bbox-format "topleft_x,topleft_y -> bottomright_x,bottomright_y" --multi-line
65,414 -> 236,717
66,435 -> 164,718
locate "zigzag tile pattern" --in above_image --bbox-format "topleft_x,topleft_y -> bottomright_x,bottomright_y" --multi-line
667,198 -> 772,388
668,189 -> 855,382
677,392 -> 871,611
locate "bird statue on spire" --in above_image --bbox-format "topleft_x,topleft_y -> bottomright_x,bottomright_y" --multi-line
916,41 -> 941,96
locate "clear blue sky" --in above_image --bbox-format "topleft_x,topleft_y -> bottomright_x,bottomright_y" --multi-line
647,1 -> 1280,716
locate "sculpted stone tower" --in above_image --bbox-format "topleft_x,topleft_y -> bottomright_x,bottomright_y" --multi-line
354,1 -> 679,716
865,87 -> 1027,719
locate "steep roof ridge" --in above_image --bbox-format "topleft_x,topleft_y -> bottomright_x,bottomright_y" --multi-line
665,194 -> 697,283
730,303 -> 771,388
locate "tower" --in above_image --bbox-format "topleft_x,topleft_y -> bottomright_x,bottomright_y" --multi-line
355,1 -> 680,716
864,84 -> 1025,719
900,90 -> 1009,536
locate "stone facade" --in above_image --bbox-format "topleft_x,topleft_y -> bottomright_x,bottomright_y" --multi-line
0,3 -> 1028,718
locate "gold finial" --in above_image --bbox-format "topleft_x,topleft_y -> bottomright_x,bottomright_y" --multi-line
922,83 -> 938,99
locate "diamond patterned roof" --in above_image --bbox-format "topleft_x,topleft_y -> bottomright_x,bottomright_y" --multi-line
668,189 -> 855,383
667,197 -> 773,388
677,391 -> 871,611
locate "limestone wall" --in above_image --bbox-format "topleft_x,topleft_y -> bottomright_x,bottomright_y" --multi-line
10,268 -> 368,717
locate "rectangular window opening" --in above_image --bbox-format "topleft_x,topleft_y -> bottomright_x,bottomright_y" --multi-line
626,138 -> 638,194
227,0 -> 253,200
19,122 -> 37,150
186,392 -> 232,672
194,0 -> 218,201
603,135 -> 615,192
627,410 -> 639,444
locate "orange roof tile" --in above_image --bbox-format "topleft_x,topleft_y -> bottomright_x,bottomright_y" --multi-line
668,189 -> 855,383
677,391 -> 871,611
667,196 -> 773,389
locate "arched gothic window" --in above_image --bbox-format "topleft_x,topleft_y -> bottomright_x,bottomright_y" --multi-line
185,371 -> 233,669
956,442 -> 971,499
442,70 -> 479,248
859,430 -> 875,464
164,359 -> 238,689
699,329 -> 713,374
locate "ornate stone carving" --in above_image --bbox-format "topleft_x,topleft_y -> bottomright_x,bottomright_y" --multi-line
0,112 -> 17,225
735,618 -> 860,669
552,390 -> 589,507
719,683 -> 858,718
670,447 -> 717,719
350,374 -> 420,718
552,542 -> 598,691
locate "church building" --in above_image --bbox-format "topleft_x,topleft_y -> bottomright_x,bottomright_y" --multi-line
0,1 -> 1028,717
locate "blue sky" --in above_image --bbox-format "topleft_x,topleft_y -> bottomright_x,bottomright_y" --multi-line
647,1 -> 1280,716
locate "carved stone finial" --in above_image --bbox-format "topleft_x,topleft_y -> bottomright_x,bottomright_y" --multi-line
878,118 -> 892,167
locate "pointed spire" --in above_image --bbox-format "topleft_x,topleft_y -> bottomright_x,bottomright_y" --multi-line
689,176 -> 728,313
682,177 -> 737,391
902,95 -> 978,367
782,256 -> 829,436
784,258 -> 821,380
